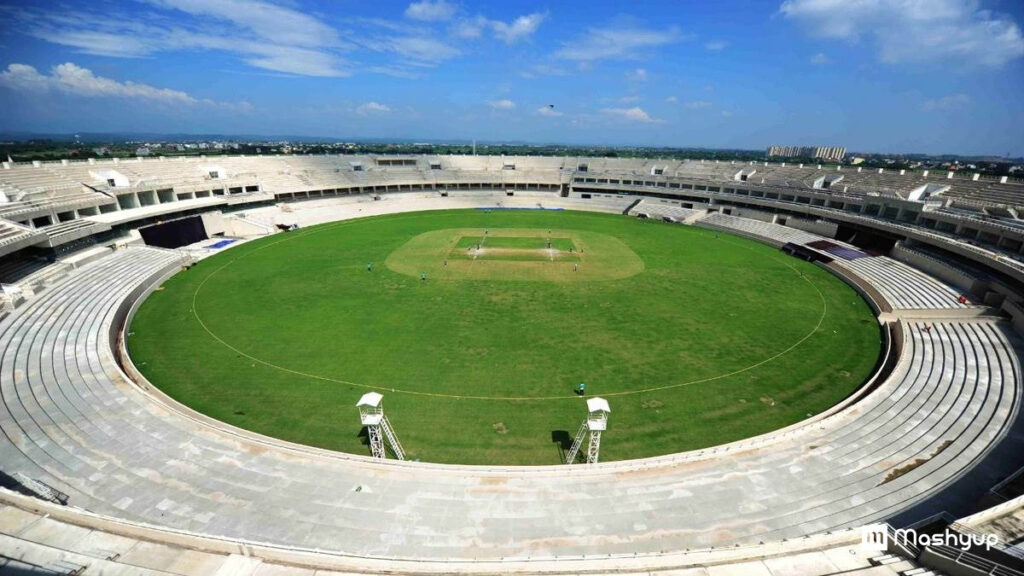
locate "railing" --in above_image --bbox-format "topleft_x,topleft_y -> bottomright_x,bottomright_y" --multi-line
950,523 -> 1024,560
924,544 -> 1021,576
885,524 -> 922,558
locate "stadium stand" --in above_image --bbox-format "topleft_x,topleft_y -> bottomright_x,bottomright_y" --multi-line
1,154 -> 1023,574
697,212 -> 824,245
628,198 -> 707,221
0,208 -> 1021,566
834,256 -> 970,310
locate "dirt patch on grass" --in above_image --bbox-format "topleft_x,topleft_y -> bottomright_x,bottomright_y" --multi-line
492,422 -> 509,435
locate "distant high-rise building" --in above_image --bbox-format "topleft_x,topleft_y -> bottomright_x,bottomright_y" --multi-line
767,145 -> 803,157
767,145 -> 846,161
812,146 -> 846,161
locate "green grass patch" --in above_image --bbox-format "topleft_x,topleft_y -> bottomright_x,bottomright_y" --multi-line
129,210 -> 881,465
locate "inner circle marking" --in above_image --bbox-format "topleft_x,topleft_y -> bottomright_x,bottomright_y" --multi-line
188,216 -> 831,401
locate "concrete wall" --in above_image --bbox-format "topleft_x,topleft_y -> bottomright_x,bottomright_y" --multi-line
891,244 -> 984,294
200,211 -> 226,237
731,207 -> 775,222
1003,299 -> 1024,337
918,547 -> 990,576
785,218 -> 838,238
224,215 -> 272,237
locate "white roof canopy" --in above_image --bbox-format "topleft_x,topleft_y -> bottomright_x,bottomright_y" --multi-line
587,397 -> 610,413
356,392 -> 383,408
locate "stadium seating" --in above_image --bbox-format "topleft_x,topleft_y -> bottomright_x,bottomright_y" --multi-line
834,256 -> 969,309
1,155 -> 1023,573
0,216 -> 1019,567
2,155 -> 1022,278
628,198 -> 706,221
697,212 -> 824,245
0,220 -> 46,257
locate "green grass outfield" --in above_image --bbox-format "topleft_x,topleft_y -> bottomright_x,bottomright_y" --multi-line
129,209 -> 881,465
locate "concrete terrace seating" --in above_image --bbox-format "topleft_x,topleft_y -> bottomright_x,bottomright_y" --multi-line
630,199 -> 705,221
688,211 -> 972,311
896,242 -> 993,283
39,220 -> 109,243
835,256 -> 969,310
0,257 -> 50,285
3,155 -> 1023,278
0,221 -> 36,245
0,221 -> 45,258
0,499 -> 939,576
0,238 -> 1019,568
0,260 -> 72,296
697,212 -> 823,245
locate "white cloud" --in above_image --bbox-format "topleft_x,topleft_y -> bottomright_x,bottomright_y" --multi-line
536,105 -> 563,117
665,95 -> 678,103
13,2 -> 352,77
388,36 -> 460,64
705,40 -> 727,51
489,99 -> 516,110
780,0 -> 1024,67
614,95 -> 641,103
148,0 -> 341,48
684,100 -> 712,109
449,12 -> 546,43
721,110 -> 733,117
0,62 -> 247,108
348,18 -> 461,68
923,94 -> 971,111
603,106 -> 657,123
243,45 -> 350,77
452,16 -> 489,39
626,68 -> 648,81
404,0 -> 457,22
555,25 -> 683,61
810,52 -> 829,65
491,12 -> 548,44
356,101 -> 391,115
30,30 -> 158,59
0,64 -> 51,92
9,2 -> 549,78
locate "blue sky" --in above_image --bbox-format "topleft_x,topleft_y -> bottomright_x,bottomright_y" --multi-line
1,0 -> 1023,155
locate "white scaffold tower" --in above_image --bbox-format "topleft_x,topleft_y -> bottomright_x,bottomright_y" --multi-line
565,397 -> 610,464
356,392 -> 405,460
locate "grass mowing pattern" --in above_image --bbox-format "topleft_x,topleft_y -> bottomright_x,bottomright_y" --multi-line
129,210 -> 881,465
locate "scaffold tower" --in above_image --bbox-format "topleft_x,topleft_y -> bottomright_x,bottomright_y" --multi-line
565,397 -> 610,464
356,392 -> 405,460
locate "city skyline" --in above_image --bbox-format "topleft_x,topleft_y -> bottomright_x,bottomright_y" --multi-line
1,0 -> 1023,156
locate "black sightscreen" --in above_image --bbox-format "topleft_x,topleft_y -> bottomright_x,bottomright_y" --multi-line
139,215 -> 208,249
